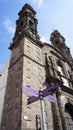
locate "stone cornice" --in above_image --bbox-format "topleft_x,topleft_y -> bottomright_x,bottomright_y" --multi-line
9,30 -> 43,50
9,53 -> 45,70
61,85 -> 73,96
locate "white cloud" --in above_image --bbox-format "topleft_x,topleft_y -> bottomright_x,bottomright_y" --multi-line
33,0 -> 43,7
3,19 -> 15,35
40,36 -> 46,42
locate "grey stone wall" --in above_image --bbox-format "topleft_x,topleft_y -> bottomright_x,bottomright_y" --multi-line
0,39 -> 23,130
0,61 -> 9,125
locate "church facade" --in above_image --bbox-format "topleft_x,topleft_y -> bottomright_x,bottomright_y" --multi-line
0,3 -> 73,130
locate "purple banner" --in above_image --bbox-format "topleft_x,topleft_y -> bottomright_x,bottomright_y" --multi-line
44,95 -> 55,102
23,84 -> 58,105
27,96 -> 39,105
23,86 -> 39,97
43,84 -> 58,97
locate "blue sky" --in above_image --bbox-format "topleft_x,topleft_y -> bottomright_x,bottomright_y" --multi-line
0,0 -> 73,70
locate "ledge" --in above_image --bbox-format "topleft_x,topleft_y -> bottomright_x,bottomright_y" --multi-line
61,85 -> 73,96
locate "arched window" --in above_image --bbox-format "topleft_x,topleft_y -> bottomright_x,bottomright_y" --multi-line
29,20 -> 35,32
65,103 -> 73,120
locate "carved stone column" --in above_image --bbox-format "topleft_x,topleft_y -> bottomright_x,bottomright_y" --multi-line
51,94 -> 62,130
56,92 -> 68,130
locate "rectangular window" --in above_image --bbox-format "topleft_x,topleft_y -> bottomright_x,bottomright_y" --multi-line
58,65 -> 63,75
57,65 -> 69,87
62,77 -> 69,87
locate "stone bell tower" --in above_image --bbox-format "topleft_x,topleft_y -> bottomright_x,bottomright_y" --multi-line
50,30 -> 73,66
0,3 -> 45,130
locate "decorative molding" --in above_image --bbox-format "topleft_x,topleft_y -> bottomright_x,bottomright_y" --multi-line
43,43 -> 72,67
9,53 -> 45,69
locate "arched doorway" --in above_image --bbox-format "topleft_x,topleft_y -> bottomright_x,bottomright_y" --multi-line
65,103 -> 73,130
